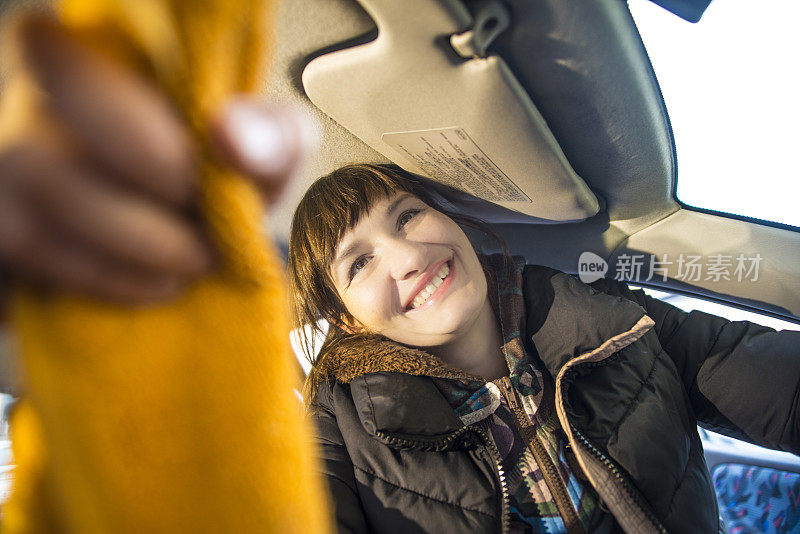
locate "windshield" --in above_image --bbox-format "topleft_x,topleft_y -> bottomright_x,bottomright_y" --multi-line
628,0 -> 800,228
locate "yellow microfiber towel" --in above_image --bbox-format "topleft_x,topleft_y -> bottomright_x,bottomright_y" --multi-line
0,1 -> 332,532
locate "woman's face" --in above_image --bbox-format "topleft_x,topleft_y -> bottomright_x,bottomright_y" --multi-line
328,192 -> 488,348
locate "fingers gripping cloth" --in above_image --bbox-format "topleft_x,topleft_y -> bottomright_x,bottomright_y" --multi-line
0,1 -> 332,532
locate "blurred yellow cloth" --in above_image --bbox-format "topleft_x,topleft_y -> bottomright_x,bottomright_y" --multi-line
1,1 -> 331,532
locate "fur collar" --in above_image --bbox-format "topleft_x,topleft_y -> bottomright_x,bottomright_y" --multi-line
313,333 -> 483,385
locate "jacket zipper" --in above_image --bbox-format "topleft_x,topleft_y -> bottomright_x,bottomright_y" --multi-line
496,376 -> 586,534
475,426 -> 511,534
561,367 -> 668,534
373,425 -> 510,534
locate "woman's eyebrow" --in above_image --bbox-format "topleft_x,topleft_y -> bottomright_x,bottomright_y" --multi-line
385,193 -> 413,218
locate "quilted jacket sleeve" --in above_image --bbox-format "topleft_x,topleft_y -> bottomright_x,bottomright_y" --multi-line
590,278 -> 800,454
310,386 -> 370,534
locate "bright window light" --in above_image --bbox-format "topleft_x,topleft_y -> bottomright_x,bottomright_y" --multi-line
628,0 -> 800,228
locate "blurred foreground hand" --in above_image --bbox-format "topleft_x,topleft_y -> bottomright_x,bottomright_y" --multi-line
0,16 -> 315,305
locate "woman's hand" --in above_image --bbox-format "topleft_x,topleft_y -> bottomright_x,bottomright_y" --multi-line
0,17 -> 314,305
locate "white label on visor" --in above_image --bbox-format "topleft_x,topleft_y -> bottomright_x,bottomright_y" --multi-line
382,127 -> 531,203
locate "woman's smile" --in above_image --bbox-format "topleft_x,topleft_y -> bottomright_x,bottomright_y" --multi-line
405,259 -> 454,313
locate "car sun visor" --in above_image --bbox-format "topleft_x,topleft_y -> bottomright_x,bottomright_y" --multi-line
301,0 -> 600,222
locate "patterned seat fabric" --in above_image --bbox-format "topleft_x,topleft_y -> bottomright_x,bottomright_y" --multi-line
712,464 -> 800,533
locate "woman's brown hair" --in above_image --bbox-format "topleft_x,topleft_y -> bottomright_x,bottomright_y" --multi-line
288,164 -> 510,405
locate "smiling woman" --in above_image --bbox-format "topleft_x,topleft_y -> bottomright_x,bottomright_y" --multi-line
327,190 -> 502,377
288,163 -> 800,534
288,164 -> 510,368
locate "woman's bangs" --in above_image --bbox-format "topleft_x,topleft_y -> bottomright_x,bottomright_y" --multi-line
310,166 -> 416,266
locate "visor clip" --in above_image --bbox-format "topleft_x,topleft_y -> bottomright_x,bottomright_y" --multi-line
450,0 -> 511,59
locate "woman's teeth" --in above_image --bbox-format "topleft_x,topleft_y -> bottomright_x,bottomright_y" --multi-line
411,263 -> 450,310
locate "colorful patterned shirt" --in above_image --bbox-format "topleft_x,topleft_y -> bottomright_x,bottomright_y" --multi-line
433,256 -> 617,533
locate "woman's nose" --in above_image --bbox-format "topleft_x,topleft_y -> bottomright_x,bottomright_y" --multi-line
386,240 -> 428,281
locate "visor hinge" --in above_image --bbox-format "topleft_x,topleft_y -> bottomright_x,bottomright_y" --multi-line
450,0 -> 511,58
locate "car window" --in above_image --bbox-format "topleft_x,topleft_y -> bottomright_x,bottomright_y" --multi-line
628,0 -> 800,229
637,286 -> 800,331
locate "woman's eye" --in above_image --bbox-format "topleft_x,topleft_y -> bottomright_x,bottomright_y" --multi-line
349,256 -> 369,280
397,208 -> 421,229
346,208 -> 422,281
